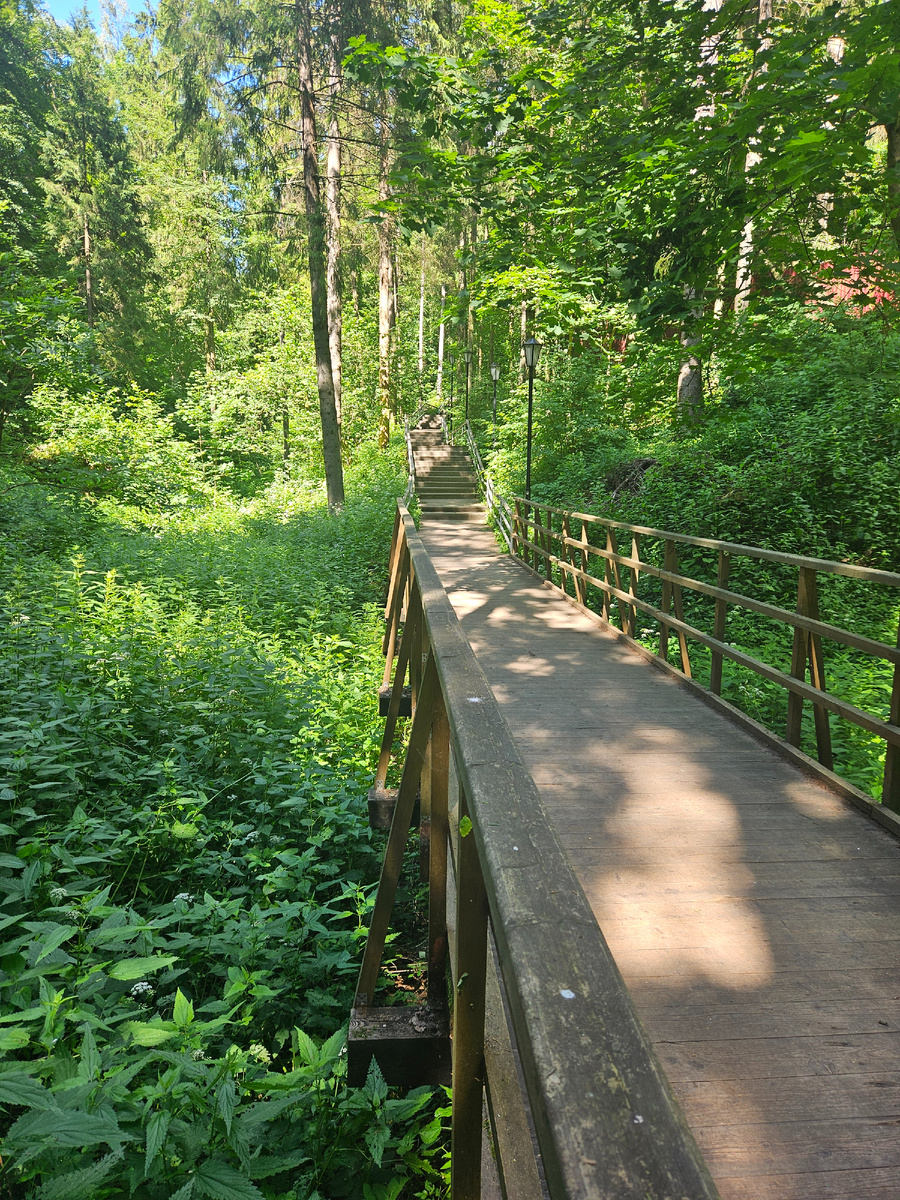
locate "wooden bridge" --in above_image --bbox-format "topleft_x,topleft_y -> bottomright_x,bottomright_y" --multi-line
350,417 -> 900,1200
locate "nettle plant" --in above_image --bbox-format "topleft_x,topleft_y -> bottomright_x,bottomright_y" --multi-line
0,452 -> 448,1198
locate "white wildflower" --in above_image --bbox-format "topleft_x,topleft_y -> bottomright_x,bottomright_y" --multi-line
173,893 -> 194,904
248,1042 -> 271,1065
10,614 -> 30,626
130,981 -> 153,998
49,887 -> 68,904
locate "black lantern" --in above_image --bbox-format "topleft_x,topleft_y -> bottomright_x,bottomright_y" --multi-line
489,363 -> 500,447
522,337 -> 542,499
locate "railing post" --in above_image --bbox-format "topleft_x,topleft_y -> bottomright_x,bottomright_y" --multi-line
786,568 -> 833,767
607,528 -> 628,632
451,784 -> 488,1200
628,533 -> 641,638
883,617 -> 900,812
576,519 -> 589,607
543,506 -> 553,582
512,499 -> 523,560
561,514 -> 574,599
597,525 -> 610,621
710,549 -> 731,694
659,539 -> 692,676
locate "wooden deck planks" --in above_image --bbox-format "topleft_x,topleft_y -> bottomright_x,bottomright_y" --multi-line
417,517 -> 900,1200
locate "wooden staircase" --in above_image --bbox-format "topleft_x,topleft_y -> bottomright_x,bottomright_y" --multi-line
410,416 -> 485,523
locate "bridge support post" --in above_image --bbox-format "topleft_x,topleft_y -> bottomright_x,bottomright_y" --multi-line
451,784 -> 488,1200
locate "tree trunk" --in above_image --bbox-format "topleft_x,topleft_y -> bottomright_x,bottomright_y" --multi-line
519,299 -> 528,382
297,12 -> 344,510
326,37 -> 343,435
734,0 -> 772,313
676,328 -> 703,424
436,282 -> 446,401
377,100 -> 395,450
83,213 -> 94,329
887,118 -> 900,254
205,313 -> 216,372
417,233 -> 426,400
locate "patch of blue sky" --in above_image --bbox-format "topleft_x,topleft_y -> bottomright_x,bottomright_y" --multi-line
40,0 -> 143,33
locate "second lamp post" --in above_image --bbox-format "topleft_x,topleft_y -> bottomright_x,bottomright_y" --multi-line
522,337 -> 542,499
489,362 -> 500,447
463,349 -> 472,424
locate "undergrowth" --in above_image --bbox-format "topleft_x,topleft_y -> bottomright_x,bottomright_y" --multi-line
0,444 -> 448,1198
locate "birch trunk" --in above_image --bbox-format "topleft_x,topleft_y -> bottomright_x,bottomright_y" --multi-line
417,234 -> 426,399
734,0 -> 772,313
296,11 -> 344,510
83,214 -> 94,329
325,37 -> 343,435
436,282 -> 446,401
377,101 -> 395,449
519,299 -> 527,381
885,119 -> 900,253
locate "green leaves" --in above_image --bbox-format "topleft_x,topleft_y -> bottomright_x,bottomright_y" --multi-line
144,1110 -> 170,1175
107,955 -> 177,981
173,988 -> 194,1027
0,1072 -> 52,1108
34,924 -> 78,962
194,1158 -> 264,1200
122,1021 -> 177,1047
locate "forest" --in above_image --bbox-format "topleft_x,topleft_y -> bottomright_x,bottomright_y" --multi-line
0,0 -> 898,1195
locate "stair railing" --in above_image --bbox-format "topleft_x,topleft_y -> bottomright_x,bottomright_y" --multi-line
463,419 -> 513,550
350,502 -> 720,1200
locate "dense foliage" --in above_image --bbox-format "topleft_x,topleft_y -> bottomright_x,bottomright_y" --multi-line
0,435 -> 447,1198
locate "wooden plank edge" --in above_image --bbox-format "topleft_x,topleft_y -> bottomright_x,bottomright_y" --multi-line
447,853 -> 547,1200
509,556 -> 900,843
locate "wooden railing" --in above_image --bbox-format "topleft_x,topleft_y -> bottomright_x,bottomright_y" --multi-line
509,499 -> 900,815
349,503 -> 720,1200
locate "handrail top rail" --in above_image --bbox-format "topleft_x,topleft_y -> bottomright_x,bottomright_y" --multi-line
394,501 -> 719,1199
511,495 -> 900,587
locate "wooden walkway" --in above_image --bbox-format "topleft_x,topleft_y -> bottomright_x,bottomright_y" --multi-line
417,516 -> 900,1200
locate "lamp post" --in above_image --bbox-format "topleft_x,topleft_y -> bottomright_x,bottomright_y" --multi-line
463,349 -> 472,424
489,363 -> 500,449
447,355 -> 455,442
522,336 -> 542,500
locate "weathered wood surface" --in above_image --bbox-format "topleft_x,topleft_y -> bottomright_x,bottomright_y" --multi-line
417,517 -> 900,1200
